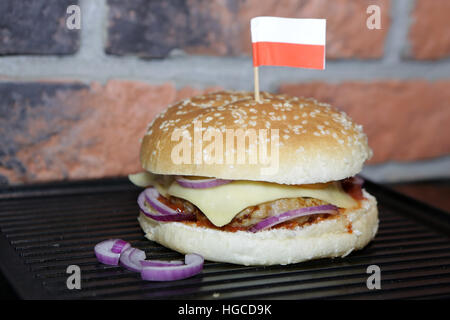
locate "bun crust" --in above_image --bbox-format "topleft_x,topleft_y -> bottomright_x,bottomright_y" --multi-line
138,190 -> 378,266
140,91 -> 372,184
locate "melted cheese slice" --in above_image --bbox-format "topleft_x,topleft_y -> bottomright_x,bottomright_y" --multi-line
167,180 -> 357,227
129,172 -> 358,227
129,172 -> 172,197
128,172 -> 155,187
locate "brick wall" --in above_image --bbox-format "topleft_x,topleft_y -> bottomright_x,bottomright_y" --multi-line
0,0 -> 449,185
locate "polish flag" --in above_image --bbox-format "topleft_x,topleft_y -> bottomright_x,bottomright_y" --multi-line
251,17 -> 326,70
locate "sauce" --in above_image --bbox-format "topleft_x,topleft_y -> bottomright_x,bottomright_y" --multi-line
341,177 -> 365,201
346,222 -> 353,234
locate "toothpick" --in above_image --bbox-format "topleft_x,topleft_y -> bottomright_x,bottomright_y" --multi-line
253,66 -> 261,102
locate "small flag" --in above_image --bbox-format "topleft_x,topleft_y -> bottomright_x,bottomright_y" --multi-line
251,17 -> 326,70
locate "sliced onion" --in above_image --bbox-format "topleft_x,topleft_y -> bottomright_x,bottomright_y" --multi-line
249,204 -> 339,233
141,253 -> 204,282
138,188 -> 195,222
140,259 -> 184,267
175,176 -> 232,189
111,239 -> 130,254
94,239 -> 127,266
143,188 -> 177,215
120,247 -> 146,272
351,175 -> 364,186
117,246 -> 184,272
95,239 -> 204,281
342,176 -> 364,190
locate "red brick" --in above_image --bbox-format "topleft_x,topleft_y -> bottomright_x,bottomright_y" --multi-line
279,80 -> 450,163
107,0 -> 390,59
409,0 -> 450,60
0,80 -> 220,185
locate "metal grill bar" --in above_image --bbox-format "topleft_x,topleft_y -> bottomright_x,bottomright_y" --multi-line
0,178 -> 449,299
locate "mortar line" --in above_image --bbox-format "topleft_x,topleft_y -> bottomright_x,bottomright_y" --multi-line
382,0 -> 416,64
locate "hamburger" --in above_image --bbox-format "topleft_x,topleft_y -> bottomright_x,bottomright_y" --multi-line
130,91 -> 378,266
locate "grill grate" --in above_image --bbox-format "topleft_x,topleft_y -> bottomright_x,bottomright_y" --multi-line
0,178 -> 449,299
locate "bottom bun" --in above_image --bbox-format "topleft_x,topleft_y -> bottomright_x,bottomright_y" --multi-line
138,190 -> 378,266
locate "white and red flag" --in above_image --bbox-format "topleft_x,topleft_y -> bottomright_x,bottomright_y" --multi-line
251,17 -> 326,70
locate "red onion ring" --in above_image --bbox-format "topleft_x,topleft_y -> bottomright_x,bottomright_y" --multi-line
143,188 -> 177,215
111,239 -> 130,254
95,240 -> 204,281
94,239 -> 129,265
138,188 -> 195,222
175,176 -> 232,189
249,204 -> 339,232
120,247 -> 146,272
141,253 -> 204,282
140,259 -> 184,267
353,175 -> 364,186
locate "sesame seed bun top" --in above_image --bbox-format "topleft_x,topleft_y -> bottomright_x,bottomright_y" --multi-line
140,91 -> 372,185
